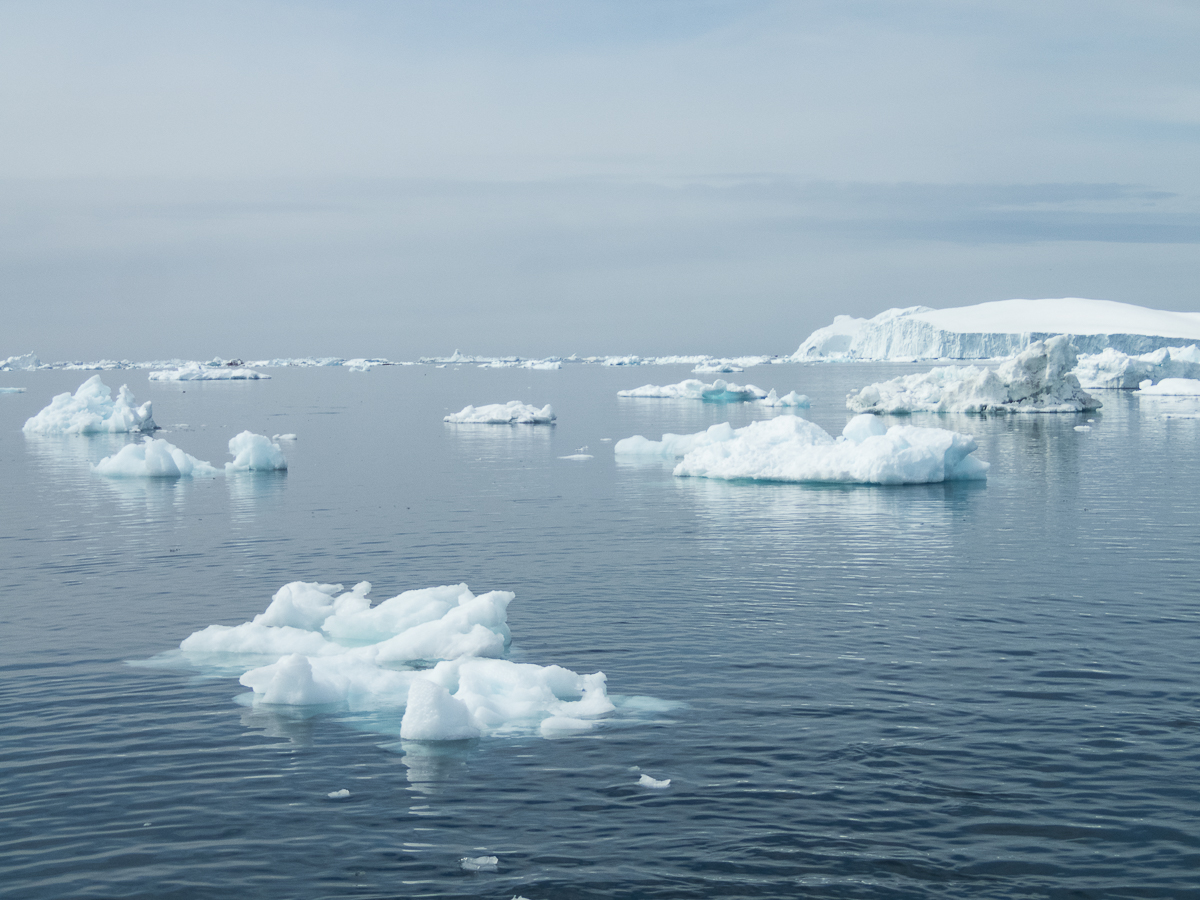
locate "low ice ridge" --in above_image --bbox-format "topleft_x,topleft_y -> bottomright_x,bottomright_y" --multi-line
618,379 -> 809,406
22,375 -> 157,434
1137,378 -> 1200,396
846,337 -> 1101,414
444,401 -> 556,424
93,431 -> 287,477
619,414 -> 988,484
1074,345 -> 1200,389
149,364 -> 270,381
176,581 -> 619,740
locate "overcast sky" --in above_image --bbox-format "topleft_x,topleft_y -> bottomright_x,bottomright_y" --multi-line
2,0 -> 1199,360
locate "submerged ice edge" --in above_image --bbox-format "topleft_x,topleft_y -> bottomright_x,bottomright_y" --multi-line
168,580 -> 671,741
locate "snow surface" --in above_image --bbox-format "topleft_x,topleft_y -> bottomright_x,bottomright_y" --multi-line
149,364 -> 270,381
22,375 -> 157,434
846,337 -> 1101,414
795,299 -> 1200,360
226,431 -> 288,471
179,581 -> 615,739
1137,378 -> 1200,396
617,379 -> 806,406
620,415 -> 987,484
94,437 -> 219,478
444,402 -> 556,424
1074,346 -> 1200,389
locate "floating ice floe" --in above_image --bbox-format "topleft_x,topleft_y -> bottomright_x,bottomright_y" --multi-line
0,387 -> 24,394
1074,345 -> 1200,389
444,401 -> 556,424
460,856 -> 499,872
794,298 -> 1200,361
178,581 -> 618,740
22,375 -> 157,434
93,431 -> 287,477
327,789 -> 350,799
618,379 -> 808,407
1136,378 -> 1200,396
846,336 -> 1100,414
639,774 -> 671,789
149,364 -> 270,381
1,353 -> 41,371
620,414 -> 988,484
693,362 -> 743,374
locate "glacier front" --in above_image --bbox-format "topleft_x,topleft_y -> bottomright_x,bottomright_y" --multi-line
795,298 -> 1200,361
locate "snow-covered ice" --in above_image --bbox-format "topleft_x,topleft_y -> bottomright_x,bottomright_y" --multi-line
444,402 -> 556,424
1137,378 -> 1200,396
178,581 -> 617,740
149,364 -> 270,381
0,387 -> 24,394
94,437 -> 220,478
1074,345 -> 1200,389
22,375 -> 157,434
639,774 -> 671,789
846,337 -> 1101,414
795,299 -> 1200,360
226,431 -> 288,471
622,415 -> 988,484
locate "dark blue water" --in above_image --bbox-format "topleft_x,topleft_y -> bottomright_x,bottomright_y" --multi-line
2,364 -> 1199,899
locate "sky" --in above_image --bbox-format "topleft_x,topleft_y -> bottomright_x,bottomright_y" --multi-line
2,0 -> 1199,361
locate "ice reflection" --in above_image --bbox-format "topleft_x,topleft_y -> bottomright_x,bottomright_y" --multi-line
238,701 -> 318,747
227,470 -> 288,521
394,740 -> 472,795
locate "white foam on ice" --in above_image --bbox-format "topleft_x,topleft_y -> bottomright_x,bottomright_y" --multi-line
624,415 -> 988,484
226,431 -> 288,471
756,389 -> 810,408
176,580 -> 621,740
795,299 -> 1200,360
444,402 -> 556,424
22,375 -> 157,434
149,364 -> 270,381
1074,345 -> 1200,389
639,774 -> 671,789
846,337 -> 1100,414
94,437 -> 220,478
1137,377 -> 1200,396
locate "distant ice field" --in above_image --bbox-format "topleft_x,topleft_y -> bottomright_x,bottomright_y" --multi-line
2,363 -> 1199,899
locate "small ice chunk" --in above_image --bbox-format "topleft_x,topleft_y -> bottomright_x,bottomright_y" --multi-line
94,437 -> 219,478
327,789 -> 350,799
0,386 -> 25,393
23,375 -> 157,434
558,454 -> 594,460
226,431 -> 288,471
460,856 -> 498,872
444,402 -> 556,424
638,774 -> 671,789
1074,425 -> 1092,432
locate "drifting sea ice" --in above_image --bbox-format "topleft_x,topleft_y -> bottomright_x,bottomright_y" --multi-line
148,364 -> 270,381
226,431 -> 288,471
22,375 -> 157,434
444,401 -> 556,424
0,387 -> 24,394
1074,345 -> 1200,389
618,379 -> 808,406
1137,378 -> 1200,396
620,415 -> 988,484
177,581 -> 617,740
93,432 -> 287,477
0,352 -> 41,371
846,337 -> 1100,414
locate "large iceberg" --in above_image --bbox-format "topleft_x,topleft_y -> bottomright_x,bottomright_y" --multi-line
22,375 -> 157,434
618,378 -> 808,406
795,298 -> 1200,361
179,581 -> 615,739
1073,345 -> 1200,390
149,364 -> 270,381
619,414 -> 988,484
846,337 -> 1101,414
444,401 -> 556,424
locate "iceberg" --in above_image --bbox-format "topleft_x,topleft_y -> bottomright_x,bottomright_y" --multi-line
177,580 -> 616,740
94,437 -> 220,478
0,387 -> 24,394
617,378 -> 806,405
1,352 -> 41,371
149,364 -> 270,381
795,298 -> 1200,361
846,337 -> 1100,414
225,431 -> 288,471
622,414 -> 987,484
1073,345 -> 1200,389
1137,378 -> 1200,396
444,401 -> 556,424
22,375 -> 157,434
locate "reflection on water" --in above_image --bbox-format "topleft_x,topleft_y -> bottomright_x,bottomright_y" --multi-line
393,740 -> 473,794
227,470 -> 288,520
239,700 -> 318,747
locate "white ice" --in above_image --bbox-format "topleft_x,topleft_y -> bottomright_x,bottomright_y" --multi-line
444,401 -> 556,424
179,581 -> 615,739
639,774 -> 671,789
1074,345 -> 1200,389
795,298 -> 1200,360
1137,377 -> 1200,396
846,337 -> 1100,414
22,375 -> 157,434
460,856 -> 499,872
618,378 -> 806,405
622,415 -> 988,484
94,437 -> 220,478
0,387 -> 24,394
225,431 -> 288,471
327,789 -> 350,799
149,364 -> 270,381
1,353 -> 41,371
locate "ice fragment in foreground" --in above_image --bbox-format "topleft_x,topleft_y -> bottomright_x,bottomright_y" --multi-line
1136,377 -> 1200,396
23,375 -> 157,434
327,789 -> 350,799
639,774 -> 671,788
225,431 -> 288,471
444,401 -> 555,424
460,856 -> 498,872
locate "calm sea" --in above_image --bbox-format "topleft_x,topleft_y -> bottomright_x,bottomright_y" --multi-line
1,363 -> 1198,899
